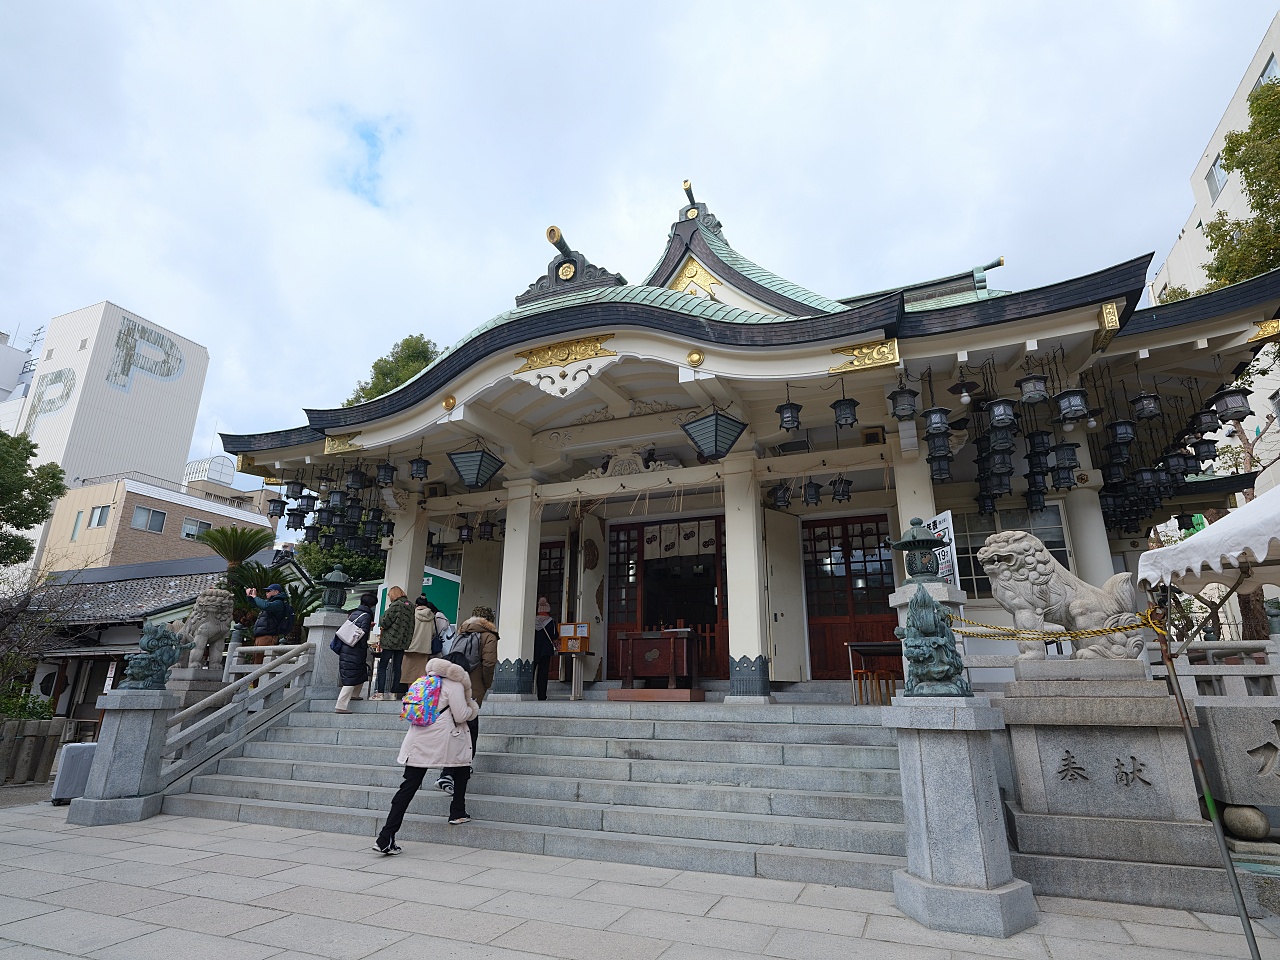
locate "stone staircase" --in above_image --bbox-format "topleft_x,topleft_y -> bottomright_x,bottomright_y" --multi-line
163,696 -> 909,890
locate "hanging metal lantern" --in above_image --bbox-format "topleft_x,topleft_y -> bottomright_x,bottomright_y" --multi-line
409,456 -> 430,480
366,507 -> 383,523
1163,451 -> 1191,476
344,501 -> 364,523
345,467 -> 368,491
1191,436 -> 1218,461
1207,386 -> 1254,424
332,522 -> 355,538
1025,490 -> 1047,513
298,492 -> 318,513
432,541 -> 446,561
303,524 -> 320,544
988,423 -> 1017,453
830,397 -> 859,429
380,520 -> 395,538
1131,466 -> 1157,487
1176,513 -> 1197,531
285,507 -> 306,531
984,397 -> 1018,428
319,533 -> 336,550
376,461 -> 397,487
1104,441 -> 1131,466
284,478 -> 305,500
889,385 -> 919,421
922,407 -> 952,436
990,473 -> 1013,497
1155,469 -> 1174,498
925,433 -> 953,461
681,408 -> 748,460
990,450 -> 1015,476
770,484 -> 793,509
1189,409 -> 1220,436
977,473 -> 993,495
831,475 -> 853,502
1051,464 -> 1078,490
1051,442 -> 1080,471
361,519 -> 380,538
1025,430 -> 1053,455
975,434 -> 991,459
802,479 -> 824,506
1130,393 -> 1162,421
345,535 -> 366,552
1101,461 -> 1127,485
1106,420 -> 1137,446
327,489 -> 346,509
266,496 -> 287,519
976,493 -> 995,515
1024,470 -> 1048,493
1015,373 -> 1050,405
315,506 -> 335,527
776,399 -> 803,432
930,458 -> 952,483
457,521 -> 474,544
477,520 -> 494,541
448,448 -> 506,488
1053,388 -> 1090,423
1025,452 -> 1050,473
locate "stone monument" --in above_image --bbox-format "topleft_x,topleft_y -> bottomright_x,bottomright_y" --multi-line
167,586 -> 236,709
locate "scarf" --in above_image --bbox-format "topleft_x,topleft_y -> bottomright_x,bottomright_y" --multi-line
534,614 -> 555,631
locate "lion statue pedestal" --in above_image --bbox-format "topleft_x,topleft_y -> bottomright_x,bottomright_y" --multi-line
165,587 -> 236,709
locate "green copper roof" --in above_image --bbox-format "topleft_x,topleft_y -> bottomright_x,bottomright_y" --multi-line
698,229 -> 849,314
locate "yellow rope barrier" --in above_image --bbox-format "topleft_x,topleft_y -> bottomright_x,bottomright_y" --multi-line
945,608 -> 1166,645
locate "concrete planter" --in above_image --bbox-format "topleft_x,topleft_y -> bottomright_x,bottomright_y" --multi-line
0,718 -> 66,785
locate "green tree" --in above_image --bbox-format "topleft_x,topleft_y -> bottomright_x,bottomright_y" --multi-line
1203,79 -> 1280,286
194,525 -> 277,572
1157,285 -> 1191,304
345,334 -> 440,407
0,430 -> 67,567
295,537 -> 386,584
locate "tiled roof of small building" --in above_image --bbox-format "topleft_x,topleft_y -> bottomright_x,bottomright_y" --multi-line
40,571 -> 222,626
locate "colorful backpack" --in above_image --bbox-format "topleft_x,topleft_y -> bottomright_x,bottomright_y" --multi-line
400,675 -> 444,727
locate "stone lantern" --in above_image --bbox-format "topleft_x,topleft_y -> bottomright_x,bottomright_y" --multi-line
321,564 -> 352,611
892,517 -> 949,583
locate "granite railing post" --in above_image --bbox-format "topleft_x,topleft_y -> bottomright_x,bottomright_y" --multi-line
66,688 -> 182,826
304,609 -> 350,700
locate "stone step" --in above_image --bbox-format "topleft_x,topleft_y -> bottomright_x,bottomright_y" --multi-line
213,756 -> 906,822
186,774 -> 906,856
284,711 -> 897,746
160,791 -> 904,890
239,739 -> 902,794
263,726 -> 897,769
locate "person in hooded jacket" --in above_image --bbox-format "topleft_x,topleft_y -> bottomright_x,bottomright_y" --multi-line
332,592 -> 375,713
436,609 -> 499,796
403,597 -> 451,686
372,586 -> 414,699
374,652 -> 481,854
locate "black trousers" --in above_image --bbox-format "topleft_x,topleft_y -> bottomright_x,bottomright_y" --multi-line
468,717 -> 479,758
378,764 -> 471,845
532,655 -> 552,700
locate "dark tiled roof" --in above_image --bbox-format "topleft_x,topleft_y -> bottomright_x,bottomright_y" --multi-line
1119,268 -> 1280,338
40,571 -> 221,626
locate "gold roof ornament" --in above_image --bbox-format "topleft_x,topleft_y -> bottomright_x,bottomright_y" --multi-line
829,339 -> 900,375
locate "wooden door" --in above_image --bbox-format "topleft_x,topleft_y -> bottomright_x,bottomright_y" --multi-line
803,515 -> 899,680
764,508 -> 807,681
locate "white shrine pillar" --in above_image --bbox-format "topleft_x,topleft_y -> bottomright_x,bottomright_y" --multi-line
382,504 -> 431,598
892,440 -> 938,528
492,478 -> 540,697
1063,441 -> 1115,588
721,453 -> 771,700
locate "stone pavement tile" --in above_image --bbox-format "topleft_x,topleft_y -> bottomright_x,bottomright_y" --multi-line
363,900 -> 524,941
361,856 -> 488,883
475,890 -> 631,930
864,914 -> 1049,960
233,913 -> 410,960
764,926 -> 948,960
454,850 -> 574,873
0,869 -> 94,897
795,884 -> 902,916
73,859 -> 202,888
708,896 -> 867,937
311,832 -> 394,853
577,879 -> 719,917
0,945 -> 83,959
461,868 -> 595,898
202,837 -> 305,860
2,851 -> 115,875
491,917 -> 670,960
125,894 -> 288,936
126,829 -> 230,851
1194,910 -> 1277,937
663,872 -> 804,903
258,863 -> 389,893
0,844 -> 45,864
362,934 -> 543,960
1027,911 -> 1133,944
658,945 -> 779,960
0,829 -> 71,846
69,822 -> 153,841
1122,919 -> 1280,959
36,835 -> 144,857
156,870 -> 295,901
549,859 -> 681,887
36,880 -> 184,916
1034,895 -> 1209,930
142,814 -> 239,834
253,885 -> 397,922
357,875 -> 501,910
272,844 -> 378,869
88,926 -> 283,960
607,908 -> 776,953
211,823 -> 317,843
0,894 -> 59,925
1041,938 -> 1242,960
0,906 -> 158,954
187,853 -> 299,878
109,842 -> 221,866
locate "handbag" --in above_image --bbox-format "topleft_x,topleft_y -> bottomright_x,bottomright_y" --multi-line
335,617 -> 366,647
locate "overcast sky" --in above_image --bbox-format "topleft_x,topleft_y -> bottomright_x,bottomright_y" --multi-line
3,2 -> 1278,473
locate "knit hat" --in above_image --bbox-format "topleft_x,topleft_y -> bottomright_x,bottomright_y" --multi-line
537,597 -> 551,615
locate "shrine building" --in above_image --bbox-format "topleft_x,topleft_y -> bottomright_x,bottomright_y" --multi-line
222,184 -> 1280,695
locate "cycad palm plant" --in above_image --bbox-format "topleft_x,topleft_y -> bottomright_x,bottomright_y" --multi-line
195,526 -> 276,573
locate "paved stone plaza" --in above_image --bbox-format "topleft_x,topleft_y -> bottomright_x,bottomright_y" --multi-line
0,802 -> 1275,959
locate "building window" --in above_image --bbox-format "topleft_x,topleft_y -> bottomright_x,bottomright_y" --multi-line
536,543 -> 565,621
79,338 -> 89,351
181,518 -> 212,540
87,505 -> 110,528
952,503 -> 1070,599
131,506 -> 166,533
70,510 -> 83,542
1206,154 -> 1229,204
44,348 -> 53,361
801,516 -> 894,617
1255,54 -> 1279,92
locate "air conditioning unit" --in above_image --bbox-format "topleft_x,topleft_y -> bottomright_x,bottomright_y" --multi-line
773,434 -> 812,457
422,481 -> 447,500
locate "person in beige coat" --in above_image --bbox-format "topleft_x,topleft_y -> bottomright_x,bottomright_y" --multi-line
375,655 -> 480,854
402,597 -> 451,686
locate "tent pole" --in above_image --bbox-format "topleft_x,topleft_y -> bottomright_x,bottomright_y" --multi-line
1157,619 -> 1261,960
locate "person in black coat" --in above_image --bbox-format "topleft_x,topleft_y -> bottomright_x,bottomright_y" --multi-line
332,592 -> 375,713
532,596 -> 557,701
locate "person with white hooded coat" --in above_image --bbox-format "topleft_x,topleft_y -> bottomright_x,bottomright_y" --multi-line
374,655 -> 480,854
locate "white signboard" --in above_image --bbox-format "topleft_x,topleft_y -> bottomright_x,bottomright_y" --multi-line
923,510 -> 961,591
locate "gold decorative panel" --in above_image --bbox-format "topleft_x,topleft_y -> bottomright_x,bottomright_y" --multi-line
828,338 -> 900,375
1249,318 -> 1280,342
668,257 -> 722,299
514,335 -> 617,374
1093,302 -> 1120,352
235,454 -> 275,479
324,432 -> 362,454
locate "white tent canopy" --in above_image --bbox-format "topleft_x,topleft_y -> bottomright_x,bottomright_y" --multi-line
1137,482 -> 1280,593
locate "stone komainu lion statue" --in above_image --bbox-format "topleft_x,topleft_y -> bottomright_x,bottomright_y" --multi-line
173,587 -> 235,669
975,530 -> 1142,660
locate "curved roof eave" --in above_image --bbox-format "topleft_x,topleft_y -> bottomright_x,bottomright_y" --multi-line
1118,265 -> 1280,339
221,425 -> 324,455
